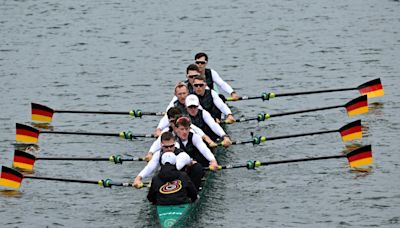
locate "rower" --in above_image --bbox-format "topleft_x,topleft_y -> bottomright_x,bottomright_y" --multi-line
174,116 -> 219,189
147,152 -> 198,205
154,82 -> 191,137
185,94 -> 232,147
133,132 -> 191,189
192,74 -> 236,123
194,52 -> 240,100
146,107 -> 215,161
185,64 -> 202,94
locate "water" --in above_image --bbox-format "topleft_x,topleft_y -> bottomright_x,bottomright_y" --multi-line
1,0 -> 399,227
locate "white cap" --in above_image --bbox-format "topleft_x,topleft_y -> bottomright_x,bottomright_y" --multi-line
176,152 -> 192,170
161,152 -> 176,165
185,94 -> 199,107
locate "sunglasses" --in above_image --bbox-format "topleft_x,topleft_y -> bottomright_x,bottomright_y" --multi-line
193,83 -> 205,88
195,61 -> 207,65
188,74 -> 200,79
162,144 -> 175,149
187,105 -> 198,109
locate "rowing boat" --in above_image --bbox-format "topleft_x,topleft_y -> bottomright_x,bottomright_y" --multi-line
155,141 -> 224,227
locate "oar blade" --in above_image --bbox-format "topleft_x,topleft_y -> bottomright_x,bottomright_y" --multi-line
31,103 -> 54,123
0,166 -> 24,189
13,150 -> 36,171
357,78 -> 384,98
339,120 -> 362,141
346,145 -> 373,168
16,123 -> 40,144
345,95 -> 368,117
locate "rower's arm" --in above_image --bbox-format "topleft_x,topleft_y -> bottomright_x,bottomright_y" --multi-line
148,136 -> 162,154
210,69 -> 234,95
192,133 -> 216,162
138,151 -> 161,179
203,110 -> 226,137
190,124 -> 205,137
211,90 -> 232,115
156,115 -> 169,132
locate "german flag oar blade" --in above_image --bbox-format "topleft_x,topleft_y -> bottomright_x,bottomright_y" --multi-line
16,123 -> 40,144
339,120 -> 362,142
345,95 -> 368,117
0,166 -> 24,189
13,150 -> 36,171
31,103 -> 54,123
346,145 -> 373,168
357,78 -> 384,98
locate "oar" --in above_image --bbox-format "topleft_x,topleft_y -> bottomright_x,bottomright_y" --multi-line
226,78 -> 384,101
0,166 -> 150,190
206,145 -> 373,170
31,103 -> 165,123
12,150 -> 146,171
225,95 -> 368,124
15,123 -> 156,144
216,120 -> 362,147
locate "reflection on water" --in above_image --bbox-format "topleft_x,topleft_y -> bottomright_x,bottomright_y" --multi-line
0,190 -> 23,198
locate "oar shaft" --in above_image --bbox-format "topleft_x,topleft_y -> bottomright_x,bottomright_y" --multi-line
233,104 -> 344,123
55,110 -> 128,115
217,155 -> 346,170
24,176 -> 134,187
40,131 -> 154,138
25,175 -> 99,184
269,104 -> 344,118
265,129 -> 338,141
36,157 -> 145,162
41,131 -> 119,137
275,87 -> 356,97
37,157 -> 110,161
227,129 -> 339,146
54,110 -> 164,116
260,155 -> 345,166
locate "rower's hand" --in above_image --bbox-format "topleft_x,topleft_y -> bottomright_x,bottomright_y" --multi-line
209,160 -> 219,171
224,114 -> 236,124
144,152 -> 153,162
133,176 -> 143,189
230,92 -> 240,100
154,128 -> 162,138
222,137 -> 232,148
215,118 -> 221,124
208,141 -> 218,148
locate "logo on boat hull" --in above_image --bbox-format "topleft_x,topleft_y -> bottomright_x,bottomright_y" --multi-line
159,180 -> 182,194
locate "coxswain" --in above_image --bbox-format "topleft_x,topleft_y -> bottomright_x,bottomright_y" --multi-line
147,152 -> 198,205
